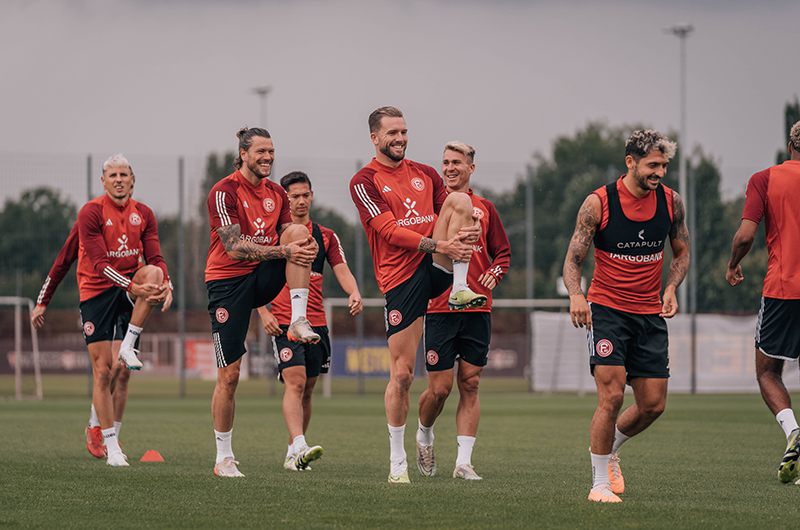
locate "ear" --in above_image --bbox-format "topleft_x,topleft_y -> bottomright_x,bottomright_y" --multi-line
370,132 -> 379,146
625,155 -> 635,170
131,173 -> 136,185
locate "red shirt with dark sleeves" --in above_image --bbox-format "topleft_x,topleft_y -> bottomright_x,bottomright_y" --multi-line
76,195 -> 169,302
741,160 -> 800,299
350,158 -> 448,294
427,191 -> 510,313
205,170 -> 292,281
36,222 -> 80,306
270,221 -> 347,327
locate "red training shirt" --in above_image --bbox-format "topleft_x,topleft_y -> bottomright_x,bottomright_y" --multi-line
350,158 -> 448,293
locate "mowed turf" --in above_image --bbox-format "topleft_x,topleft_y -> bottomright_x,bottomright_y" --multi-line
2,376 -> 800,529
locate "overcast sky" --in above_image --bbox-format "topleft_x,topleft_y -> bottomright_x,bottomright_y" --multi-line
1,0 -> 798,218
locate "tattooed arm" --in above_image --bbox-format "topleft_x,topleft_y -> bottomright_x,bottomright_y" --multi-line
661,191 -> 691,318
563,194 -> 600,330
418,236 -> 473,263
217,224 -> 292,262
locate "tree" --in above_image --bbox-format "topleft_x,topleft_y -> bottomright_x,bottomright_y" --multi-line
0,187 -> 78,306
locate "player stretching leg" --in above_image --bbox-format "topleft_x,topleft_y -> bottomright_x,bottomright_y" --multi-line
416,142 -> 510,481
563,131 -> 689,502
350,107 -> 482,483
33,187 -> 172,459
206,128 -> 319,478
72,155 -> 172,466
726,120 -> 800,484
258,171 -> 363,471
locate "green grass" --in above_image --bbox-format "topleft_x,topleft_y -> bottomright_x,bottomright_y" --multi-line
1,376 -> 799,529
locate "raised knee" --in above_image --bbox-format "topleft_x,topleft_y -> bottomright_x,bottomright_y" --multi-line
393,371 -> 414,391
443,192 -> 472,215
280,223 -> 310,243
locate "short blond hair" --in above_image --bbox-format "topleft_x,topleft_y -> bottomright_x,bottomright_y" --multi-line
444,141 -> 475,163
790,120 -> 800,151
102,154 -> 132,173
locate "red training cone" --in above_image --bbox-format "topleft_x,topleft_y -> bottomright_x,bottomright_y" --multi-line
140,450 -> 165,462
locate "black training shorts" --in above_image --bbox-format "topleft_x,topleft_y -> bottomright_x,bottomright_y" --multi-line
756,296 -> 800,361
206,259 -> 286,367
271,324 -> 331,381
423,312 -> 491,371
384,254 -> 451,339
587,302 -> 669,381
79,274 -> 136,346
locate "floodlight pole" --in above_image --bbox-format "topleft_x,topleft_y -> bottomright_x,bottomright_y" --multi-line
665,23 -> 693,314
252,86 -> 272,129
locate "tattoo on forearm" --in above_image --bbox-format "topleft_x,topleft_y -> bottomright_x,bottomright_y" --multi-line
666,193 -> 690,287
419,238 -> 437,253
563,198 -> 599,296
217,225 -> 290,261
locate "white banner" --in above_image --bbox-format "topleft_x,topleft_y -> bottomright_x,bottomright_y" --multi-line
532,312 -> 800,394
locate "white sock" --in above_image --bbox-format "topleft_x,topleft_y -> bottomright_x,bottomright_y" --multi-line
388,424 -> 406,463
290,289 -> 309,323
121,324 -> 142,350
114,421 -> 122,437
417,419 -> 434,446
292,435 -> 308,453
591,453 -> 611,488
456,436 -> 476,467
611,426 -> 631,455
215,429 -> 234,463
89,404 -> 100,428
451,261 -> 469,293
776,408 -> 800,439
286,445 -> 294,459
103,428 -> 121,456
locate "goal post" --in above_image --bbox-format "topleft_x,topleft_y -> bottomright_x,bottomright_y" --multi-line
0,296 -> 43,400
322,297 -> 569,396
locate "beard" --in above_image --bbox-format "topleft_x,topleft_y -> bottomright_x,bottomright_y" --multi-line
380,142 -> 406,163
247,158 -> 271,179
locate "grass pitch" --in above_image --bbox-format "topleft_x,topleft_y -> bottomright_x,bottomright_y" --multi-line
1,376 -> 799,529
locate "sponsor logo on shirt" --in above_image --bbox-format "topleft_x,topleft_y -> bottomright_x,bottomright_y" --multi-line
253,218 -> 266,237
472,244 -> 483,254
609,250 -> 664,263
616,239 -> 661,249
396,215 -> 435,227
107,234 -> 140,258
403,198 -> 419,217
239,234 -> 274,245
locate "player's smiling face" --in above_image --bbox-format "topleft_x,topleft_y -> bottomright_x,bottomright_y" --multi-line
441,149 -> 474,193
102,165 -> 134,203
627,150 -> 669,193
372,117 -> 407,164
242,136 -> 275,180
286,182 -> 313,219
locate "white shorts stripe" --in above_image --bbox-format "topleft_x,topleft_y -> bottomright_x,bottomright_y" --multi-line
213,332 -> 227,368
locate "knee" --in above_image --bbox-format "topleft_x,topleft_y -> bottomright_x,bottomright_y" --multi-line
443,192 -> 472,216
216,368 -> 240,396
138,264 -> 164,284
93,366 -> 113,387
430,384 -> 452,406
642,401 -> 666,421
280,223 -> 310,243
392,370 -> 414,392
600,391 -> 625,413
457,376 -> 480,398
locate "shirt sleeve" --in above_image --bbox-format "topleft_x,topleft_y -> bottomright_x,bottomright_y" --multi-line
138,204 -> 170,282
742,169 -> 769,224
36,222 -> 80,306
77,203 -> 133,291
323,227 -> 347,267
483,200 -> 511,282
208,180 -> 240,229
350,171 -> 392,224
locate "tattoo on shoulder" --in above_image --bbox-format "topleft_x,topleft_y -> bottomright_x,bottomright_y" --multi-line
420,238 -> 437,253
670,193 -> 689,243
